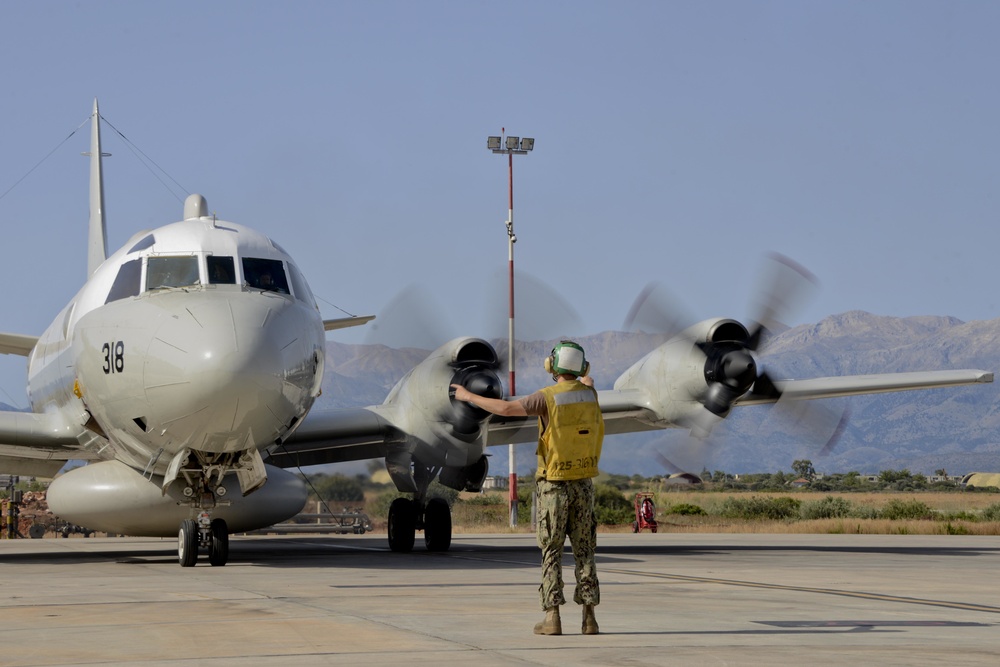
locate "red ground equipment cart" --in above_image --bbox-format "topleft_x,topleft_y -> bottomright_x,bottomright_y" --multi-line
632,492 -> 657,533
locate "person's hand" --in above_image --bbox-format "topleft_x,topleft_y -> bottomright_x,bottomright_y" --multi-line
579,375 -> 594,387
450,383 -> 473,402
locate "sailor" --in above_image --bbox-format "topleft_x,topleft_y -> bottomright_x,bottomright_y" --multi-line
452,340 -> 604,635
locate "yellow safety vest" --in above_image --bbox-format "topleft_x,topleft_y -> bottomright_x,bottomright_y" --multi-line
535,380 -> 604,481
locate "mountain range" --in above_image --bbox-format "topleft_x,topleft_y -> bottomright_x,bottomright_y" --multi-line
317,311 -> 1000,478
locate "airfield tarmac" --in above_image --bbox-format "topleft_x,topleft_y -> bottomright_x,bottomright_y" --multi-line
1,532 -> 998,666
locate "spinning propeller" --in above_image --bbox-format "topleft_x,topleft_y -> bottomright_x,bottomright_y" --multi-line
625,253 -> 848,475
364,270 -> 582,435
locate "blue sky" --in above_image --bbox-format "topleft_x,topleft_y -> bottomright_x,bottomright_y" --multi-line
1,1 -> 998,406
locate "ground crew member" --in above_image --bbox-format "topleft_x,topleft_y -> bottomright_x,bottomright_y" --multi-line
451,340 -> 604,636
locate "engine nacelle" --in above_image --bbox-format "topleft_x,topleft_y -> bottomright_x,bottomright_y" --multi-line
438,455 -> 489,492
47,459 -> 307,536
613,318 -> 752,428
381,337 -> 503,469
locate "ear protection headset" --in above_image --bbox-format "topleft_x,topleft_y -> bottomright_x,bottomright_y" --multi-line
544,341 -> 590,378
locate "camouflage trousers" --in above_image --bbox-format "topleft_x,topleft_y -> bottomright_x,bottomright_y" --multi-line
535,477 -> 600,609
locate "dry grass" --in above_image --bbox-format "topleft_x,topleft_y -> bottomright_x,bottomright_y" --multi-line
655,490 -> 1000,514
442,490 -> 1000,535
650,517 -> 1000,536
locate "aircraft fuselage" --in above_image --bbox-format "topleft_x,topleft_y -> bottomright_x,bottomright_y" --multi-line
38,197 -> 324,536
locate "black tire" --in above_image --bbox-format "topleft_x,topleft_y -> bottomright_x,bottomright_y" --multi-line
388,498 -> 416,553
208,518 -> 229,566
424,497 -> 452,552
631,521 -> 639,533
178,519 -> 198,567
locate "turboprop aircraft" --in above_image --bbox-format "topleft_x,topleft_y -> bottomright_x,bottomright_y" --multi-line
0,101 -> 993,567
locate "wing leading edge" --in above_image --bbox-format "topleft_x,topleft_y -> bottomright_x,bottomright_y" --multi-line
735,369 -> 994,405
234,369 -> 997,471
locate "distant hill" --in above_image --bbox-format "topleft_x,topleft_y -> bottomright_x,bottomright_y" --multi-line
318,312 -> 1000,478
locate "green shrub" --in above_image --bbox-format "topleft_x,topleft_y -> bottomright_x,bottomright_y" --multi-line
368,490 -> 407,517
595,505 -> 635,525
464,493 -> 505,506
310,473 -> 365,502
980,503 -> 1000,521
879,499 -> 933,520
852,504 -> 881,520
517,485 -> 535,525
801,496 -> 855,520
719,496 -> 801,520
667,503 -> 706,516
594,483 -> 634,525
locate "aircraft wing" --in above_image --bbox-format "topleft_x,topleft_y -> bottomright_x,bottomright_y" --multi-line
734,369 -> 995,405
270,362 -> 993,470
0,332 -> 103,477
0,410 -> 101,477
0,332 -> 39,356
323,315 -> 376,332
489,370 -> 994,443
268,406 -> 398,468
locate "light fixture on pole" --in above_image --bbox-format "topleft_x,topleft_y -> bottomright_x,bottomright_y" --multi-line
486,129 -> 534,527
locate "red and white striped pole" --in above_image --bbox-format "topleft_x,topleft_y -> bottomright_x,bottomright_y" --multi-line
506,131 -> 518,528
487,130 -> 534,528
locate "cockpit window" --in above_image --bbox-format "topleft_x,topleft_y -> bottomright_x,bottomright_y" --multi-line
242,257 -> 290,294
286,262 -> 315,306
146,256 -> 199,290
207,256 -> 236,284
105,258 -> 142,304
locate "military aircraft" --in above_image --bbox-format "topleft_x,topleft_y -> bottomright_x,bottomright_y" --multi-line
0,101 -> 993,566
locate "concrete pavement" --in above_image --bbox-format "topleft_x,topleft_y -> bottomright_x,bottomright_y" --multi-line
1,532 -> 998,666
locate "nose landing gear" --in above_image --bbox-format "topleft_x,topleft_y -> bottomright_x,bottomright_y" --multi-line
172,451 -> 244,567
178,512 -> 230,567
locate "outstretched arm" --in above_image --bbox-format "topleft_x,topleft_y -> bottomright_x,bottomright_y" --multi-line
451,384 -> 528,417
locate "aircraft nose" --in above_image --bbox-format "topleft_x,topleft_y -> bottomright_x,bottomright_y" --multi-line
141,292 -> 322,452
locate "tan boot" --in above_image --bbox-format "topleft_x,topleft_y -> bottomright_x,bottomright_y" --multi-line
582,604 -> 599,635
533,607 -> 562,635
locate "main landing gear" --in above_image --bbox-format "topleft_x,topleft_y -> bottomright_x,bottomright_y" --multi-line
387,496 -> 452,553
178,512 -> 230,567
383,454 -> 487,554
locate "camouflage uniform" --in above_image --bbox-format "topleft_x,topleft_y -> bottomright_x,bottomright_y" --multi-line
536,477 -> 600,609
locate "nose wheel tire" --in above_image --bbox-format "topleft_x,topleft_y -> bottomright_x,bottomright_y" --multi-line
424,497 -> 452,552
178,519 -> 198,567
388,498 -> 416,553
208,518 -> 229,566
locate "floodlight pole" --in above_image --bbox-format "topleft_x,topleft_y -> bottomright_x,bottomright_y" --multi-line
488,130 -> 533,528
506,145 -> 517,528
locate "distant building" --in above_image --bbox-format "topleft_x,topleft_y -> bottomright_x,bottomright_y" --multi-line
961,473 -> 1000,488
482,476 -> 508,491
